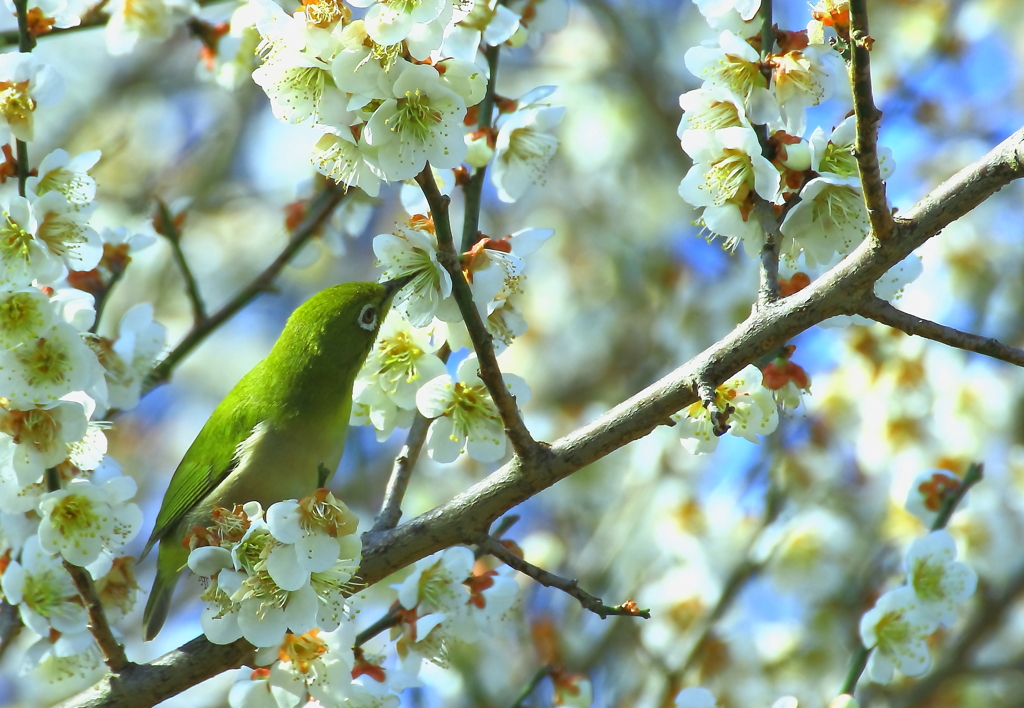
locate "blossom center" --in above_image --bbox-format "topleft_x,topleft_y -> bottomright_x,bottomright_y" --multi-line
37,212 -> 87,257
446,382 -> 500,434
911,558 -> 945,602
0,213 -> 33,262
819,141 -> 857,177
378,331 -> 425,383
49,493 -> 101,537
16,337 -> 71,387
874,610 -> 911,652
22,569 -> 65,618
707,148 -> 753,205
692,101 -> 742,130
0,80 -> 34,128
279,630 -> 329,673
808,184 -> 862,228
506,128 -> 556,163
390,90 -> 442,143
0,407 -> 60,451
0,292 -> 44,338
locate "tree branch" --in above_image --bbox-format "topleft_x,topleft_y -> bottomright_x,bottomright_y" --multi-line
57,122 -> 1024,708
62,560 -> 131,672
371,345 -> 451,532
55,636 -> 253,708
0,600 -> 21,662
478,536 -> 649,620
0,0 -> 227,46
848,0 -> 893,240
461,44 -> 501,253
144,182 -> 347,391
371,412 -> 432,532
157,200 -> 207,326
859,297 -> 1024,368
414,167 -> 537,459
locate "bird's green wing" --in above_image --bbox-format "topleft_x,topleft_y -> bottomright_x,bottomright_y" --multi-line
142,366 -> 271,556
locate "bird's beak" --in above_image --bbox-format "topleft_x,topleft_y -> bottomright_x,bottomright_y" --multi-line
383,273 -> 417,299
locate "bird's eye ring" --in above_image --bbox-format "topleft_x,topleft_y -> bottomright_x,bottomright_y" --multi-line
358,304 -> 378,331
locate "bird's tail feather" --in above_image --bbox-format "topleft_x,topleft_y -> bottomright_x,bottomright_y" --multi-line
143,541 -> 186,641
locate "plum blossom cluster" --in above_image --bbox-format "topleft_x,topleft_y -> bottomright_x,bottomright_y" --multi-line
351,216 -> 546,462
0,49 -> 168,682
853,472 -> 978,684
212,536 -> 519,707
858,528 -> 977,683
391,546 -> 518,674
238,0 -> 565,201
187,492 -> 362,648
677,0 -> 911,280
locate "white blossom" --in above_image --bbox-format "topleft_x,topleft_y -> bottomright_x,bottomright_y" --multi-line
0,396 -> 89,485
859,586 -> 937,683
374,219 -> 456,327
27,149 -> 101,206
0,52 -> 64,142
905,530 -> 977,626
264,489 -> 360,584
416,355 -> 530,463
684,31 -> 779,125
492,99 -> 564,203
673,364 -> 779,454
771,45 -> 844,136
679,126 -> 781,257
0,318 -> 102,408
105,0 -> 197,55
363,62 -> 468,181
37,475 -> 142,574
0,535 -> 87,636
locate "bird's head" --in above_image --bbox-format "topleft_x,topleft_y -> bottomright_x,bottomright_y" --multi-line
274,276 -> 416,373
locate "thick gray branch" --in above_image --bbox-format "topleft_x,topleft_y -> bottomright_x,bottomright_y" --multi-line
58,126 -> 1024,708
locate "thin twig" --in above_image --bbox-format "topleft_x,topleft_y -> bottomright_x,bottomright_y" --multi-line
43,469 -> 130,672
695,375 -> 730,436
756,200 -> 781,307
157,200 -> 207,326
0,600 -> 22,662
675,480 -> 784,680
931,462 -> 983,531
372,344 -> 451,532
759,0 -> 773,60
460,44 -> 501,253
859,297 -> 1024,368
144,182 -> 347,391
848,0 -> 893,240
506,664 -> 552,708
13,0 -> 31,196
354,605 -> 401,648
414,167 -> 537,459
0,0 -> 228,46
372,414 -> 432,532
61,560 -> 131,672
478,535 -> 650,620
90,265 -> 128,335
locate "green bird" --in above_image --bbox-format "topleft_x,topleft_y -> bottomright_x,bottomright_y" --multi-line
140,278 -> 410,641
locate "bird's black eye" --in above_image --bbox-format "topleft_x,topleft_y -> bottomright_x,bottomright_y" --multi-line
358,304 -> 378,331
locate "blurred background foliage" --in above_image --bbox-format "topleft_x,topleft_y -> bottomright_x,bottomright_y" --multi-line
3,0 -> 1024,706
